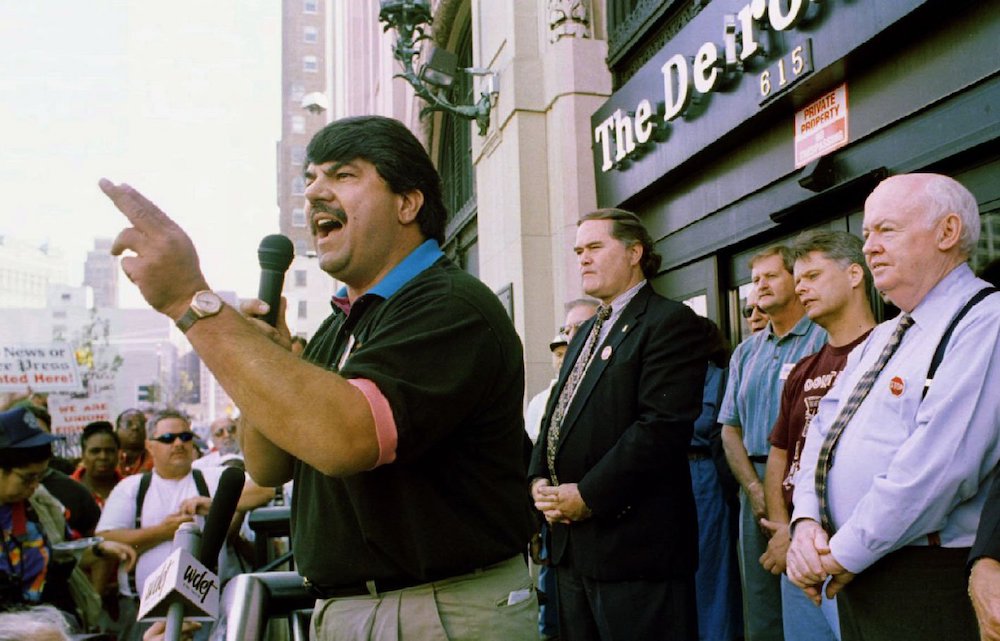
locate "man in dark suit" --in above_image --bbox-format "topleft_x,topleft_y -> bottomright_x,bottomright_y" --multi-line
970,467 -> 1000,640
529,208 -> 707,640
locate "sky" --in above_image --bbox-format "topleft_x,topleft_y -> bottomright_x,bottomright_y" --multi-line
0,1 -> 282,307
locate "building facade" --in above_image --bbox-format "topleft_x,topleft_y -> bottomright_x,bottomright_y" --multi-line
83,238 -> 119,309
593,0 -> 999,344
277,0 -> 339,339
0,236 -> 70,309
305,0 -> 999,401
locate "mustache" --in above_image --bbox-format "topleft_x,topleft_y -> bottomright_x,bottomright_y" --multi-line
310,204 -> 347,235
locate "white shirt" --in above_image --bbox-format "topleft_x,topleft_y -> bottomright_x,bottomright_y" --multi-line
96,467 -> 242,596
525,380 -> 556,443
792,264 -> 1000,573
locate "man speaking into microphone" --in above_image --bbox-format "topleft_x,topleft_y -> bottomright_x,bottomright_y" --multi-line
99,116 -> 536,640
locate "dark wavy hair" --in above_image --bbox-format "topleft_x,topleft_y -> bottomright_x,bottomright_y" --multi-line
306,116 -> 447,244
578,208 -> 663,279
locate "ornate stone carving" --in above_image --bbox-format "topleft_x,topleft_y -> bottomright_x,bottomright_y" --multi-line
548,0 -> 592,42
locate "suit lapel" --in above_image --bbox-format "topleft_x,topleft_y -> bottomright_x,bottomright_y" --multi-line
555,286 -> 651,453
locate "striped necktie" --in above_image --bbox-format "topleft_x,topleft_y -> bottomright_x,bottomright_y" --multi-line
546,304 -> 611,484
815,314 -> 914,532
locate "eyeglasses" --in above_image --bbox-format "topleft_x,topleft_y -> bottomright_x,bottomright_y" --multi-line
213,425 -> 237,437
150,432 -> 196,445
741,305 -> 763,319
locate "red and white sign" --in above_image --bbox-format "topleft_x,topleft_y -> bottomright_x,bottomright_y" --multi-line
795,84 -> 849,168
0,344 -> 84,393
48,394 -> 113,438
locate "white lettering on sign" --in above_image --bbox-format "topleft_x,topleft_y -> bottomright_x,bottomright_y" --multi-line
595,0 -> 825,173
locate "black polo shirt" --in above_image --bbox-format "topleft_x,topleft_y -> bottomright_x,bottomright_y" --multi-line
292,255 -> 533,586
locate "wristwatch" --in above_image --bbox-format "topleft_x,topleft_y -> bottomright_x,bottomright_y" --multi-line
175,290 -> 224,333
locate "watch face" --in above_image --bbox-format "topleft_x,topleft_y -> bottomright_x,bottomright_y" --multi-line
193,291 -> 223,314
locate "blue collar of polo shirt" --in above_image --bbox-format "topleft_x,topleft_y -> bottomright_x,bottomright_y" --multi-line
334,239 -> 444,302
766,312 -> 816,341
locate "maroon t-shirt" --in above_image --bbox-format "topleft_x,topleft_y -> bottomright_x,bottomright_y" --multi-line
769,331 -> 871,509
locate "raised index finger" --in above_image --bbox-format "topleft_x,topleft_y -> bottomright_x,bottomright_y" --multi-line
99,178 -> 177,233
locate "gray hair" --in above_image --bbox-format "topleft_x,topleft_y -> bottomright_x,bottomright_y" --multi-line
790,230 -> 873,298
922,174 -> 980,257
0,605 -> 70,641
564,298 -> 600,313
147,408 -> 191,436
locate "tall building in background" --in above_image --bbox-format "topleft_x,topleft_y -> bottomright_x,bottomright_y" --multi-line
277,0 -> 329,255
83,238 -> 118,309
0,236 -> 70,308
276,0 -> 338,340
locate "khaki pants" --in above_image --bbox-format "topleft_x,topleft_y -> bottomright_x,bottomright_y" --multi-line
310,556 -> 537,641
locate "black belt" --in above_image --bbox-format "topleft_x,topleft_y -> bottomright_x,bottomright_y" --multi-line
302,556 -> 516,599
749,455 -> 769,464
303,574 -> 427,599
687,446 -> 711,461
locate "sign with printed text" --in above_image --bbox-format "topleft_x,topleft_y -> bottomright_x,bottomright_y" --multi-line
0,344 -> 84,393
795,83 -> 849,168
48,394 -> 113,439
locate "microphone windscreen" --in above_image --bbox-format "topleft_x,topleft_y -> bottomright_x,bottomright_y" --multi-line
198,467 -> 245,571
257,234 -> 294,272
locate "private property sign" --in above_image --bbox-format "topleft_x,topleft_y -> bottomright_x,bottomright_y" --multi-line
0,344 -> 84,393
795,84 -> 849,168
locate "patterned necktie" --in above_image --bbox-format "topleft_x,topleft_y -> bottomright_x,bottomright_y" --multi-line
815,313 -> 914,532
546,304 -> 612,484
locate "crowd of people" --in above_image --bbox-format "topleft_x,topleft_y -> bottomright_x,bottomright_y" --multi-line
0,400 -> 269,640
2,114 -> 998,641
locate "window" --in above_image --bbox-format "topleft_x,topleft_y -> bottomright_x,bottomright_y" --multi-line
291,115 -> 305,134
304,26 -> 318,44
438,25 -> 478,276
303,0 -> 317,14
292,176 -> 305,196
974,209 -> 999,274
292,207 -> 307,227
291,146 -> 306,165
295,239 -> 309,255
298,300 -> 308,319
303,55 -> 318,73
295,270 -> 307,287
290,83 -> 305,102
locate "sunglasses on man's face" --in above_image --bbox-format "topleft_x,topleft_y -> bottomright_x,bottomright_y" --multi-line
741,305 -> 763,319
150,431 -> 196,445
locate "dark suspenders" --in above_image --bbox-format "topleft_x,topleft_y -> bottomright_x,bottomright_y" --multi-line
127,469 -> 211,593
134,469 -> 210,528
922,286 -> 998,399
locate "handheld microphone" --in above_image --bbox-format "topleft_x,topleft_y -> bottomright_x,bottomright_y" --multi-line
199,466 -> 245,573
257,234 -> 295,327
138,523 -> 219,638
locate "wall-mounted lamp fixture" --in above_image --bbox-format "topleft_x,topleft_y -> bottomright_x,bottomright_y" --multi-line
301,91 -> 329,115
378,0 -> 499,136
